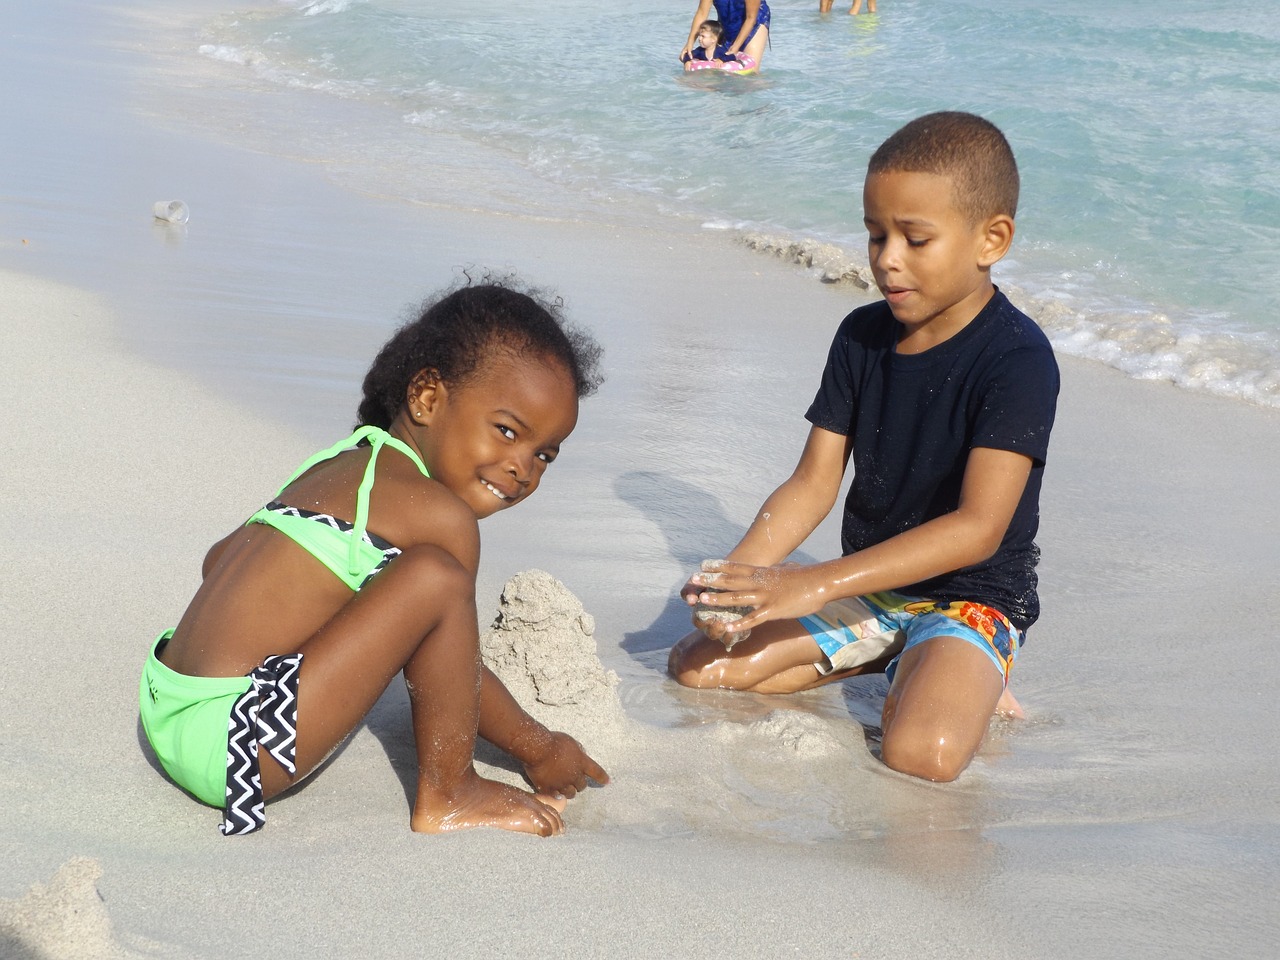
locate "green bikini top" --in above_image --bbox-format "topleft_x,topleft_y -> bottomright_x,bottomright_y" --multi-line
245,426 -> 431,591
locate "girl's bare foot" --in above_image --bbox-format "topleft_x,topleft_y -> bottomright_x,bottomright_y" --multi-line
411,772 -> 566,836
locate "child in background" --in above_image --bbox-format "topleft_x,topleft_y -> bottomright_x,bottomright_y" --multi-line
681,20 -> 746,72
140,278 -> 608,836
681,0 -> 770,72
669,112 -> 1059,783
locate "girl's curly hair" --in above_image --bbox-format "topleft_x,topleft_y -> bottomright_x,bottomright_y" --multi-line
355,273 -> 604,430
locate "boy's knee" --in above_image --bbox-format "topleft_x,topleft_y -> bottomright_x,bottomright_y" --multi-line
880,730 -> 968,783
667,634 -> 715,688
667,633 -> 748,690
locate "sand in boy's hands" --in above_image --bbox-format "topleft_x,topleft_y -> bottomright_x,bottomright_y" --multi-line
692,559 -> 752,649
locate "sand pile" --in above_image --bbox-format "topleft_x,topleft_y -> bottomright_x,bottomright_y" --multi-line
0,858 -> 167,960
480,569 -> 625,735
477,571 -> 877,839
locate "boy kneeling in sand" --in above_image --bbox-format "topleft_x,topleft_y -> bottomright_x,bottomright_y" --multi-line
669,112 -> 1059,782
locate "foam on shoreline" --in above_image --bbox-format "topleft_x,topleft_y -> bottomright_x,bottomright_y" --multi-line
733,227 -> 1280,409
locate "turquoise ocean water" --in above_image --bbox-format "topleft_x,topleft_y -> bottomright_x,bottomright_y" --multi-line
197,0 -> 1280,406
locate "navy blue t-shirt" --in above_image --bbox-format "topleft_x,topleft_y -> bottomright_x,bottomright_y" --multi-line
804,289 -> 1059,630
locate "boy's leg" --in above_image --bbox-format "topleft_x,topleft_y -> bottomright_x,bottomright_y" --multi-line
669,616 -> 895,694
879,636 -> 1005,782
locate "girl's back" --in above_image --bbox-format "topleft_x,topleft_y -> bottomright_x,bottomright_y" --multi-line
160,437 -> 473,679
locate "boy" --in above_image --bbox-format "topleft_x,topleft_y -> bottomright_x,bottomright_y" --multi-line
668,112 -> 1059,782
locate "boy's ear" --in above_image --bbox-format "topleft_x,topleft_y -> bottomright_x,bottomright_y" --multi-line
406,368 -> 446,423
977,214 -> 1015,268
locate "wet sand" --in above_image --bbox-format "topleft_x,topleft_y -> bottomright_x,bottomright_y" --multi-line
3,2 -> 1279,958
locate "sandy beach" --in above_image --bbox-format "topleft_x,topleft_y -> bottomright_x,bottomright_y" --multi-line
3,2 -> 1280,958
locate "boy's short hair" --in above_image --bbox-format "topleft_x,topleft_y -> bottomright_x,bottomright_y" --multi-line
868,112 -> 1019,223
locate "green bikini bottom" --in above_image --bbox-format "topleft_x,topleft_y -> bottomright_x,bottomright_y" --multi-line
139,631 -> 301,834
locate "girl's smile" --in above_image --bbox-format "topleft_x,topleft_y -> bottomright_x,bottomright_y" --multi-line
411,353 -> 580,519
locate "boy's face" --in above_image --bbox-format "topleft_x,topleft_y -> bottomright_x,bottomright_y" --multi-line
862,170 -> 1011,334
697,26 -> 719,48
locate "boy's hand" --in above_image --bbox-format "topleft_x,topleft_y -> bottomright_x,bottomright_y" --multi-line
688,560 -> 827,636
521,731 -> 610,799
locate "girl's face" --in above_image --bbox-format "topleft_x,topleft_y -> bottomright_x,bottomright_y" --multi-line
413,351 -> 580,519
697,26 -> 719,48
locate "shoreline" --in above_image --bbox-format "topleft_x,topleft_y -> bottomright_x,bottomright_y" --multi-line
4,1 -> 1280,957
125,0 -> 1280,411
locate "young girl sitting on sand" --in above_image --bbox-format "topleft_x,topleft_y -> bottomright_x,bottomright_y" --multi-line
139,278 -> 608,837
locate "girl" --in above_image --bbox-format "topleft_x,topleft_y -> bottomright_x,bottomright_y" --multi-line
140,279 -> 608,837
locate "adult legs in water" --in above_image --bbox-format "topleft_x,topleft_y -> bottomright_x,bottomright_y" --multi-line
742,25 -> 769,70
257,543 -> 564,836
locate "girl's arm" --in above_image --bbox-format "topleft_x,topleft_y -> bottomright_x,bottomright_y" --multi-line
726,0 -> 760,54
200,529 -> 241,579
478,667 -> 610,797
681,0 -> 715,59
694,446 -> 1035,635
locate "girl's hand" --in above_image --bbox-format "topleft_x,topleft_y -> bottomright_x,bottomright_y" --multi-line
689,560 -> 829,637
522,731 -> 610,799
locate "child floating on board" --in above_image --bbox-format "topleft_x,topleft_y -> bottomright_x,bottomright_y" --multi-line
140,277 -> 609,836
681,20 -> 755,73
670,113 -> 1059,783
680,0 -> 771,72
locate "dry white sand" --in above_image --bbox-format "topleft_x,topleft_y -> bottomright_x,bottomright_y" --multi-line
3,2 -> 1280,958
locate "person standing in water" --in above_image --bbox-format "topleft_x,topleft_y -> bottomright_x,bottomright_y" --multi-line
820,0 -> 877,14
681,0 -> 771,73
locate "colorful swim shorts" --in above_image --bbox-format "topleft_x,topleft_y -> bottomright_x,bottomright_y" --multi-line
797,592 -> 1020,685
139,631 -> 302,835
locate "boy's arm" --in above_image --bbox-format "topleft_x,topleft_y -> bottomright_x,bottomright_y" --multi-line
693,446 -> 1034,635
724,425 -> 853,567
681,425 -> 850,635
477,666 -> 610,797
